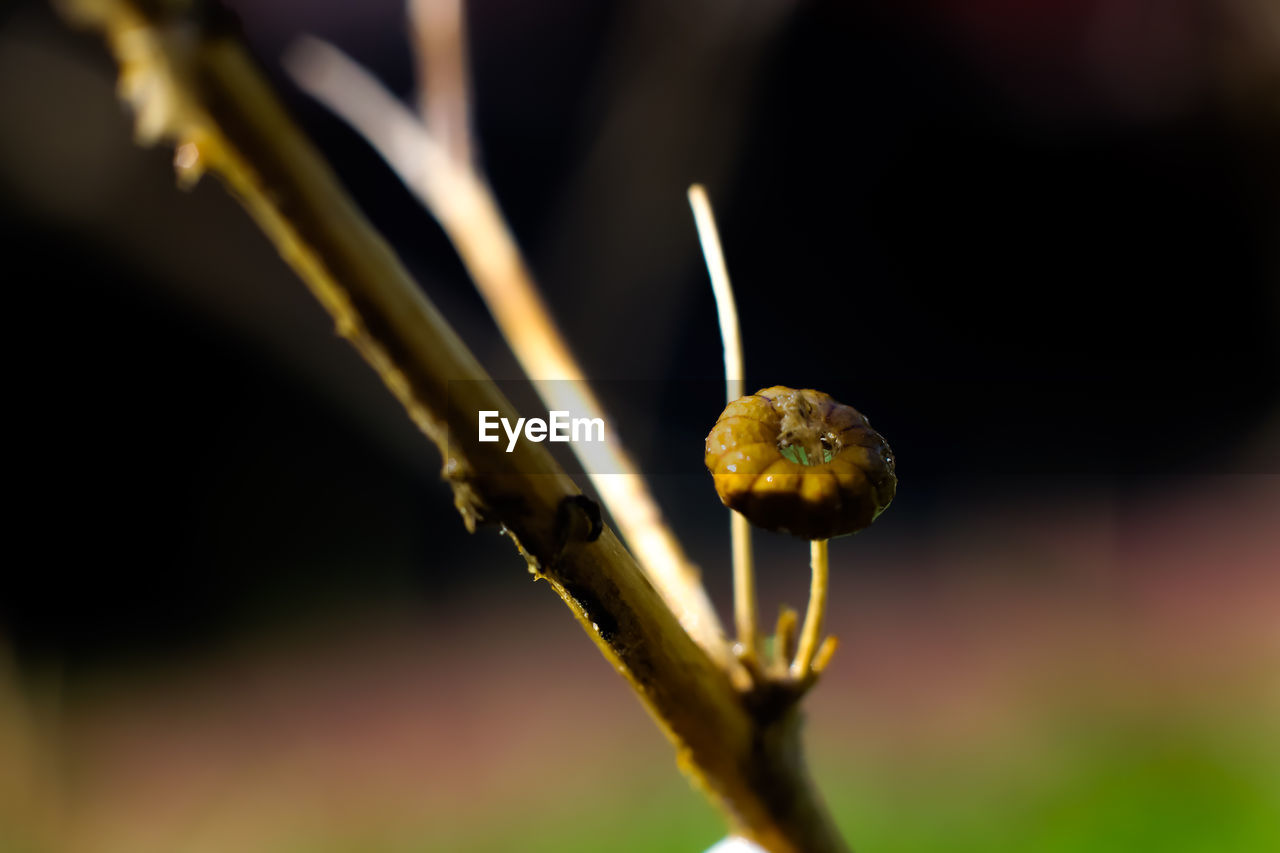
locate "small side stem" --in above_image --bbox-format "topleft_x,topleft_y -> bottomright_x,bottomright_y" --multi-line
731,511 -> 757,659
792,539 -> 829,678
688,184 -> 758,662
687,184 -> 743,404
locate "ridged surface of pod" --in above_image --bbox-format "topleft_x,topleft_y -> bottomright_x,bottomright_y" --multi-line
705,386 -> 896,539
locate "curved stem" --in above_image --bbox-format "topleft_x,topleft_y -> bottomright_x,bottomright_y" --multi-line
792,539 -> 829,678
688,184 -> 758,662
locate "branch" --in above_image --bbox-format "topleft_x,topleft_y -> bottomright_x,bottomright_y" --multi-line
282,34 -> 735,673
408,0 -> 472,166
51,2 -> 849,850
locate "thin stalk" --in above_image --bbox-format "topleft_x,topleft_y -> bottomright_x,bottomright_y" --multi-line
408,0 -> 472,166
792,539 -> 830,678
688,184 -> 758,662
687,185 -> 744,405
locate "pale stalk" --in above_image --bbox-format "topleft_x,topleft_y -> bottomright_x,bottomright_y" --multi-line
688,184 -> 757,661
408,0 -> 472,166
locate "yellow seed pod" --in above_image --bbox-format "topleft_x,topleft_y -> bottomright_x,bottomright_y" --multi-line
705,386 -> 896,540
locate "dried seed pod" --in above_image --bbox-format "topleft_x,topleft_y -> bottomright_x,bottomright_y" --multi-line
705,386 -> 896,540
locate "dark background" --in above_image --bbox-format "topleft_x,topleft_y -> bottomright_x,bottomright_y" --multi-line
0,5 -> 1278,850
5,0 -> 1275,666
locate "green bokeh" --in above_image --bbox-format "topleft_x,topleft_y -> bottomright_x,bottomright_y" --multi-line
270,711 -> 1280,852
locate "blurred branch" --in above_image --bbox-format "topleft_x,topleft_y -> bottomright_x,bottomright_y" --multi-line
283,29 -> 736,674
51,1 -> 848,850
408,0 -> 471,166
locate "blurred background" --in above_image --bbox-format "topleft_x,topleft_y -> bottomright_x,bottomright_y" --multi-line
2,0 -> 1278,851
